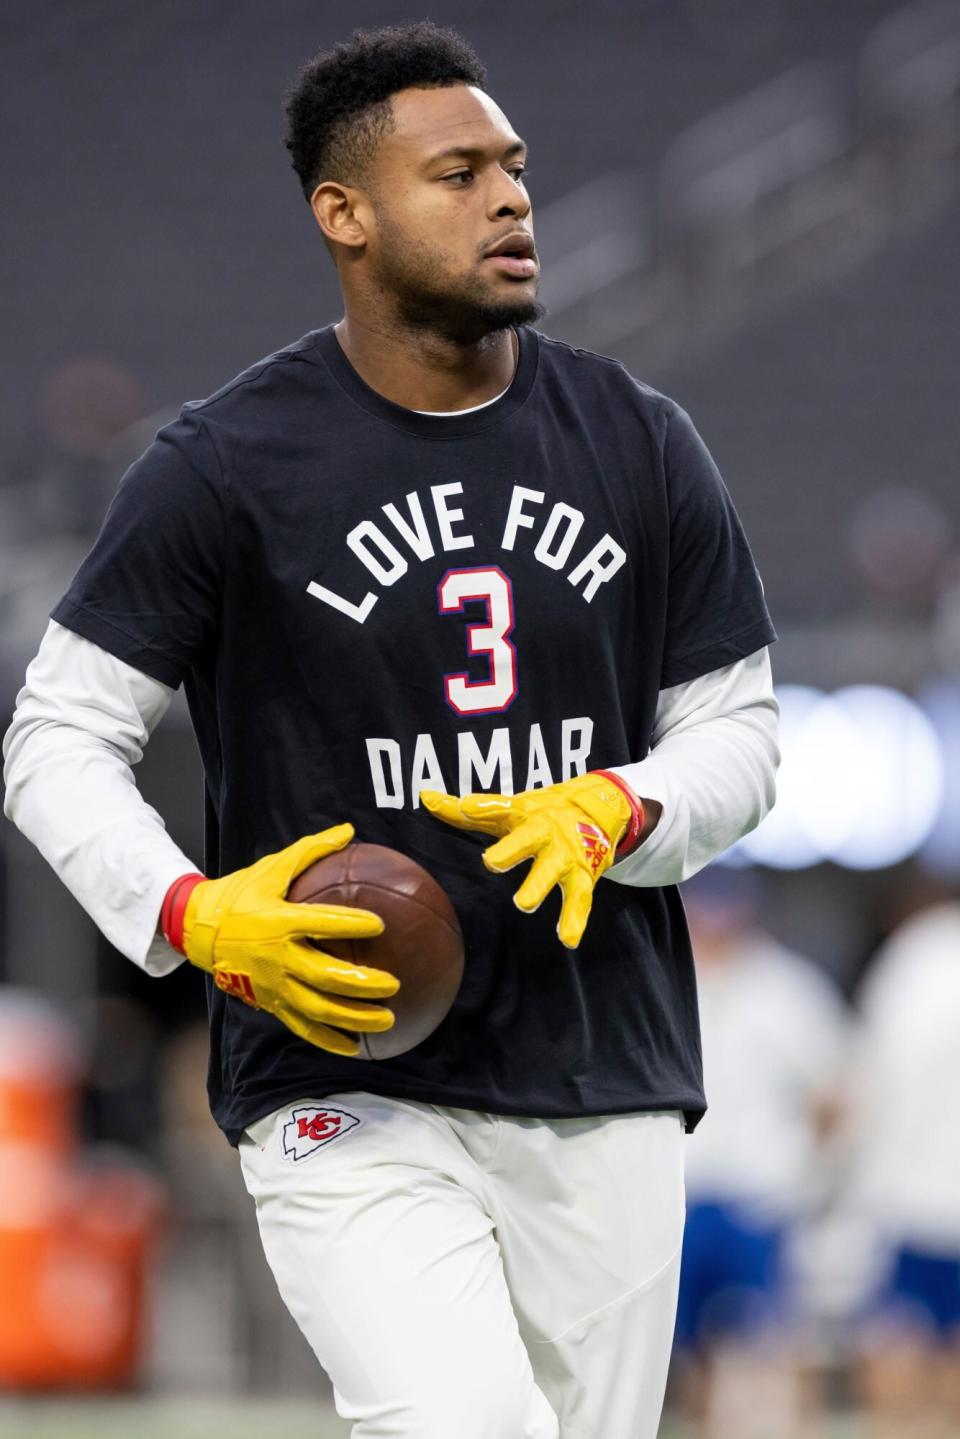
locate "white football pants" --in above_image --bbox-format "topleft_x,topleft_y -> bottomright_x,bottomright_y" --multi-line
239,1093 -> 685,1439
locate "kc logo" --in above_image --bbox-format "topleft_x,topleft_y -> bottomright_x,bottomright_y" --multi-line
577,821 -> 611,875
214,969 -> 257,1004
281,1106 -> 362,1162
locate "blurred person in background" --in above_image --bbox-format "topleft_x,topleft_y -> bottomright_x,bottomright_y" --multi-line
670,867 -> 849,1439
2,357 -> 145,546
0,357 -> 148,689
844,895 -> 960,1439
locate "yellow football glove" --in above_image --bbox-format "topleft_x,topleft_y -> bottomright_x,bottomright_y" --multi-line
161,824 -> 399,1057
421,771 -> 644,949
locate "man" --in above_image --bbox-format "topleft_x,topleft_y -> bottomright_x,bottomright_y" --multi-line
3,22 -> 778,1439
673,869 -> 848,1439
846,898 -> 960,1439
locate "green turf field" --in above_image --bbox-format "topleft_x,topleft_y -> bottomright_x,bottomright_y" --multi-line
0,1397 -> 345,1439
0,1395 -> 866,1438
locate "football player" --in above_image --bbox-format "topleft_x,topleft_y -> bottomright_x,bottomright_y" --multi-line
4,22 -> 779,1438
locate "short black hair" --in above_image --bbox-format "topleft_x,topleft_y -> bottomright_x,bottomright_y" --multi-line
285,21 -> 487,200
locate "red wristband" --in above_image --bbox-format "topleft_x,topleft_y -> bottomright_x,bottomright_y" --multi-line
161,872 -> 205,954
593,771 -> 645,859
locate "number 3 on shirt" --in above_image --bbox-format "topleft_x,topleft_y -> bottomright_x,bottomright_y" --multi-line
438,566 -> 518,715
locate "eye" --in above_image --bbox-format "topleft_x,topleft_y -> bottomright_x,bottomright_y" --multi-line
508,166 -> 529,183
443,169 -> 474,186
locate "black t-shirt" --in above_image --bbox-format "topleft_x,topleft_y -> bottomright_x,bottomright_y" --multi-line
53,325 -> 775,1143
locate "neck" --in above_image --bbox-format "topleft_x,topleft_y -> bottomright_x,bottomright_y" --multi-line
334,311 -> 517,412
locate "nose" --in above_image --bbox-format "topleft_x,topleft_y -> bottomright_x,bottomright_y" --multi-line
488,168 -> 530,222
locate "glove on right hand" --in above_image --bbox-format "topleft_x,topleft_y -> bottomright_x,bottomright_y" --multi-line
165,824 -> 398,1056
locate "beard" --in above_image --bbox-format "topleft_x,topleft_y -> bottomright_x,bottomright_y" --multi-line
371,216 -> 546,346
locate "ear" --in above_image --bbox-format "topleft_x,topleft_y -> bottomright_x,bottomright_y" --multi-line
310,181 -> 368,251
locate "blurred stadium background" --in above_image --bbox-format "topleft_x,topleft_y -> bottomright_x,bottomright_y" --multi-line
2,0 -> 959,1434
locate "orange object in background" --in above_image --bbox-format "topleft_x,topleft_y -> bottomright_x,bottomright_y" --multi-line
0,991 -> 82,1155
0,991 -> 166,1390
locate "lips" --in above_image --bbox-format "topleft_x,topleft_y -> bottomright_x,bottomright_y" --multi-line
483,231 -> 537,280
484,232 -> 536,261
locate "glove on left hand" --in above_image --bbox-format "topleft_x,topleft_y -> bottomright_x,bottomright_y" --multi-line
421,771 -> 643,949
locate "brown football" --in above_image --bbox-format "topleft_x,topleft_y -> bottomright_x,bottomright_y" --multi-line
287,843 -> 464,1060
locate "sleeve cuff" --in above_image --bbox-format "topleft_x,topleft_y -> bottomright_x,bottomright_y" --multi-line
603,756 -> 682,883
128,850 -> 203,976
592,769 -> 645,858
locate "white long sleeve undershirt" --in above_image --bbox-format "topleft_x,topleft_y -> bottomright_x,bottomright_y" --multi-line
3,621 -> 778,979
607,646 -> 779,888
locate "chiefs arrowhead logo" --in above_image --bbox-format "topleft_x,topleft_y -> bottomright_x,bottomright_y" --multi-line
281,1106 -> 362,1162
214,969 -> 257,1004
577,821 -> 611,875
